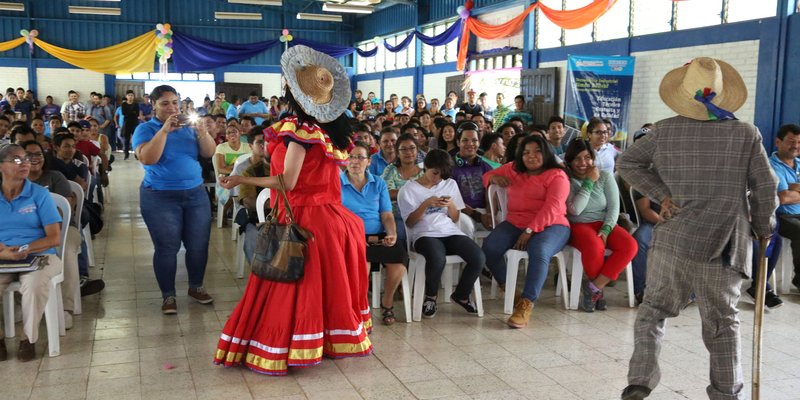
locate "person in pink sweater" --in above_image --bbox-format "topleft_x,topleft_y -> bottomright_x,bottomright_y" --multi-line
482,135 -> 571,328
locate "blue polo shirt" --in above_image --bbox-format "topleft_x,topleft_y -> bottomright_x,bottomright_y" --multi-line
340,171 -> 392,235
769,152 -> 800,215
131,118 -> 203,190
0,179 -> 61,255
368,151 -> 392,177
138,103 -> 153,121
238,100 -> 269,126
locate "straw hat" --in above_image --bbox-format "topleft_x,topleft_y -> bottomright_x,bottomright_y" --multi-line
281,45 -> 350,123
659,57 -> 747,121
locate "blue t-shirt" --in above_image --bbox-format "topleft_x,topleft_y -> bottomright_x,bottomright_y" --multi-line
131,118 -> 203,190
340,171 -> 392,235
115,106 -> 124,127
368,151 -> 392,177
138,103 -> 153,121
769,152 -> 800,215
238,100 -> 269,126
226,104 -> 238,121
0,180 -> 62,255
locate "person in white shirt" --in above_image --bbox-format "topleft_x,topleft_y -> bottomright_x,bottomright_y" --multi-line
586,117 -> 619,173
398,149 -> 485,319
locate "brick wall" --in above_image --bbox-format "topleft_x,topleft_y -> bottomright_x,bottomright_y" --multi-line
36,68 -> 105,105
223,72 -> 282,99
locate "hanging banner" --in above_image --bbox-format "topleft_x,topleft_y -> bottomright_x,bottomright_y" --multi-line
564,55 -> 636,146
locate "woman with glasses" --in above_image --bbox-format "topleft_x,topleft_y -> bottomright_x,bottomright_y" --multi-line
341,142 -> 408,325
564,139 -> 636,312
585,117 -> 620,173
0,143 -> 62,361
381,133 -> 424,246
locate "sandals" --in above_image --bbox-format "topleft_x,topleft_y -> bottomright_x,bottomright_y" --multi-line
380,303 -> 396,325
450,293 -> 478,313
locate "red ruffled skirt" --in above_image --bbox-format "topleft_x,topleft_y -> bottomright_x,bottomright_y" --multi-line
213,203 -> 373,375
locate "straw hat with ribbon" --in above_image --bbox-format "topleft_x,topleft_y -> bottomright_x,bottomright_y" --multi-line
659,57 -> 747,121
281,45 -> 350,123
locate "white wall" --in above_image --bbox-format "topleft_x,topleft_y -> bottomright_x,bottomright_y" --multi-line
0,68 -> 29,93
475,5 -> 525,52
223,72 -> 282,98
383,76 -> 413,100
37,68 -> 105,105
539,40 -> 759,133
356,79 -> 382,101
422,71 -> 461,101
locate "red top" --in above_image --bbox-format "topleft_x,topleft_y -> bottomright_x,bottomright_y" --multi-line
483,163 -> 570,232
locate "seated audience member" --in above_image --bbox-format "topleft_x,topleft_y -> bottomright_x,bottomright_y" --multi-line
382,134 -> 424,246
401,124 -> 428,161
342,142 -> 408,325
369,128 -> 398,177
564,139 -> 636,312
437,122 -> 458,156
479,132 -> 505,168
0,143 -> 62,361
396,96 -> 414,116
353,123 -> 378,155
429,98 -> 441,115
482,135 -> 571,328
239,116 -> 255,142
50,133 -> 88,192
501,95 -> 534,126
585,117 -> 619,173
547,116 -> 567,156
497,122 -> 521,146
471,114 -> 490,138
414,98 -> 428,115
345,101 -> 358,119
455,111 -> 467,123
503,130 -> 529,164
451,122 -> 494,230
11,125 -> 36,145
237,128 -> 270,263
47,114 -> 63,139
76,120 -> 108,202
459,89 -> 484,116
398,149 -> 485,318
214,125 -> 251,216
418,110 -> 433,134
440,97 -> 457,120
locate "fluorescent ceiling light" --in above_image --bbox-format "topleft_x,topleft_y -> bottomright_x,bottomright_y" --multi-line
68,6 -> 121,15
296,12 -> 343,22
322,3 -> 373,14
228,0 -> 282,5
0,2 -> 25,11
215,11 -> 263,20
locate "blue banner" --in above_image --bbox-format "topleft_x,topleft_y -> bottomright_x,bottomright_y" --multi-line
564,55 -> 636,145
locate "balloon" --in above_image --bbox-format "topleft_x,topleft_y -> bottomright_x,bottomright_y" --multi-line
20,29 -> 29,37
160,56 -> 167,64
373,36 -> 381,44
279,36 -> 286,43
156,23 -> 164,30
164,33 -> 171,39
25,37 -> 32,45
286,35 -> 293,41
282,29 -> 289,36
161,28 -> 168,35
29,30 -> 38,38
459,9 -> 470,18
456,6 -> 465,14
465,0 -> 474,10
163,23 -> 171,30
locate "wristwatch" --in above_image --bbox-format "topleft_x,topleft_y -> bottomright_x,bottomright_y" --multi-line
524,228 -> 533,235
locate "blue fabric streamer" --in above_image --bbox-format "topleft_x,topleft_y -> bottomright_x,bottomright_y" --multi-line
693,90 -> 737,120
171,30 -> 279,72
415,19 -> 463,47
384,33 -> 416,53
290,38 -> 355,58
356,47 -> 378,57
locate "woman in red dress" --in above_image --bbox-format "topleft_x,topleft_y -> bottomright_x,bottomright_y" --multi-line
214,46 -> 372,375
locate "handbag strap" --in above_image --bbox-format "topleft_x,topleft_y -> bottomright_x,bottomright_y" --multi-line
275,174 -> 297,224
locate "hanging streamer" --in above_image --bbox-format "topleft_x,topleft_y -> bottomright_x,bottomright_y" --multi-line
0,36 -> 26,53
34,30 -> 158,74
170,31 -> 279,72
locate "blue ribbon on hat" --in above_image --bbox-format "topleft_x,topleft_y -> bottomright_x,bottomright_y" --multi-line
694,88 -> 736,120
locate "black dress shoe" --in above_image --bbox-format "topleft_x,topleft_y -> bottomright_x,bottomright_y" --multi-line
0,339 -> 7,361
621,385 -> 651,400
18,339 -> 35,362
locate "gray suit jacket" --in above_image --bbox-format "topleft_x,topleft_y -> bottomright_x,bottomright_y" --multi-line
617,116 -> 778,276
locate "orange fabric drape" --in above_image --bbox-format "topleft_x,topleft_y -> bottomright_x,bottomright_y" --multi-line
0,37 -> 26,53
456,0 -> 618,70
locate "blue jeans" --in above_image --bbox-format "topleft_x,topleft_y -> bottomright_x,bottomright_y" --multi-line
244,223 -> 258,264
482,222 -> 570,302
393,208 -> 407,246
751,236 -> 780,292
631,222 -> 654,295
78,229 -> 89,277
413,235 -> 485,299
140,184 -> 212,298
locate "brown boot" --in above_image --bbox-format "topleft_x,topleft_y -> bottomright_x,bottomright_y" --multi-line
507,298 -> 534,329
0,339 -> 6,361
18,339 -> 35,362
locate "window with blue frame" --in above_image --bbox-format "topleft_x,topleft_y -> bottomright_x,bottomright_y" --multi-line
356,30 -> 415,74
420,19 -> 459,66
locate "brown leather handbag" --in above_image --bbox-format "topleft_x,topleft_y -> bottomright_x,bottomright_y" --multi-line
251,174 -> 314,282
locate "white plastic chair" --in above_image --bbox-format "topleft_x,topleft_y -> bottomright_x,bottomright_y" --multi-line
773,237 -> 793,294
3,193 -> 71,357
67,181 -> 84,315
486,185 -> 570,313
565,247 -> 636,310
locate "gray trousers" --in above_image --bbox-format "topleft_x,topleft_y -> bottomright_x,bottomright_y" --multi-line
627,246 -> 745,400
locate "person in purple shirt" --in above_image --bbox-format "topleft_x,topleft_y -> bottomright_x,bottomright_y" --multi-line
451,121 -> 493,229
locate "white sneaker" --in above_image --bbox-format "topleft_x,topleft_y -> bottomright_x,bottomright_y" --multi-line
64,311 -> 73,330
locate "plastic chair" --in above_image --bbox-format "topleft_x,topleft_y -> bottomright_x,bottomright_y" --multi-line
774,237 -> 793,294
67,181 -> 84,316
566,247 -> 636,310
3,193 -> 71,357
370,264 -> 413,323
486,185 -> 570,313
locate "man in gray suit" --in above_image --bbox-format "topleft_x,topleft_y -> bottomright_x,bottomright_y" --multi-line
617,57 -> 778,400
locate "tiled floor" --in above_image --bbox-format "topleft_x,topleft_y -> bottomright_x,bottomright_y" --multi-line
3,158 -> 800,400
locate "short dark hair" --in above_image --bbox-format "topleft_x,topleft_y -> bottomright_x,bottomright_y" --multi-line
513,135 -> 561,173
564,138 -> 596,166
423,148 -> 454,180
247,126 -> 264,143
21,140 -> 46,169
480,132 -> 501,152
240,116 -> 255,125
53,127 -> 69,136
586,117 -> 606,135
68,90 -> 77,95
248,91 -> 258,97
10,125 -> 35,143
66,121 -> 82,130
548,116 -> 565,127
126,89 -> 134,95
351,140 -> 370,154
0,116 -> 9,124
777,124 -> 800,140
455,121 -> 479,143
49,114 -> 63,122
53,133 -> 76,147
514,95 -> 525,102
355,123 -> 371,133
149,85 -> 178,102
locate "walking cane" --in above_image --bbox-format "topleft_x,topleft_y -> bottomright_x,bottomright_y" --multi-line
751,237 -> 769,400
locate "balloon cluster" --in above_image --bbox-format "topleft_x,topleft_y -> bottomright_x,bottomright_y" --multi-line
19,29 -> 38,53
279,29 -> 293,43
155,23 -> 173,65
457,0 -> 474,19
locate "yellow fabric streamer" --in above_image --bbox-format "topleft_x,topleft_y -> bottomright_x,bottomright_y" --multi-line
34,31 -> 157,74
0,37 -> 26,53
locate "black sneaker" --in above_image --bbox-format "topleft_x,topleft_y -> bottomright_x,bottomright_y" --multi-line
80,277 -> 105,297
595,290 -> 607,311
793,276 -> 800,292
621,384 -> 651,399
422,297 -> 437,318
765,291 -> 784,309
634,292 -> 644,306
581,281 -> 596,313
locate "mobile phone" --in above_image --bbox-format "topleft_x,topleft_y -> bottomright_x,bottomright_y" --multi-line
18,244 -> 29,253
176,114 -> 190,126
367,235 -> 380,244
440,195 -> 451,200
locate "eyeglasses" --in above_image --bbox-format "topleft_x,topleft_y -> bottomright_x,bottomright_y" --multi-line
591,130 -> 610,135
25,152 -> 43,159
2,156 -> 33,165
348,155 -> 370,161
398,146 -> 417,153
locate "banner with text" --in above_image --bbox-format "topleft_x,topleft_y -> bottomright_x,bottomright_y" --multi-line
564,55 -> 636,147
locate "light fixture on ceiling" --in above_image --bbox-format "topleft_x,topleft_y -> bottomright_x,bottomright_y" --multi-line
227,0 -> 282,5
215,11 -> 263,20
0,2 -> 25,11
68,6 -> 121,15
296,12 -> 343,22
321,3 -> 374,14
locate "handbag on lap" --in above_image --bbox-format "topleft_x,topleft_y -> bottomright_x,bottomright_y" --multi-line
251,174 -> 314,282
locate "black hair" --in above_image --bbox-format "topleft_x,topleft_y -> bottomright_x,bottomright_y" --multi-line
248,91 -> 259,97
149,85 -> 178,102
240,116 -> 255,125
49,114 -> 63,122
400,123 -> 418,135
455,111 -> 466,118
30,115 -> 43,122
350,140 -> 370,155
53,133 -> 76,147
480,132 -> 502,152
125,89 -> 134,95
66,121 -> 82,130
53,127 -> 69,136
586,117 -> 606,134
10,125 -> 35,143
508,116 -> 525,125
504,131 -> 530,163
563,138 -> 596,167
0,116 -> 9,124
247,126 -> 264,143
548,116 -> 565,127
437,122 -> 457,151
355,123 -> 371,133
514,95 -> 525,102
513,135 -> 561,173
68,90 -> 77,95
20,140 -> 46,169
393,133 -> 417,167
214,114 -> 227,121
455,121 -> 479,143
283,85 -> 352,150
496,122 -> 521,137
777,124 -> 800,140
423,148 -> 454,180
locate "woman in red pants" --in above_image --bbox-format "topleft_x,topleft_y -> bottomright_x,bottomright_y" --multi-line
564,139 -> 636,312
